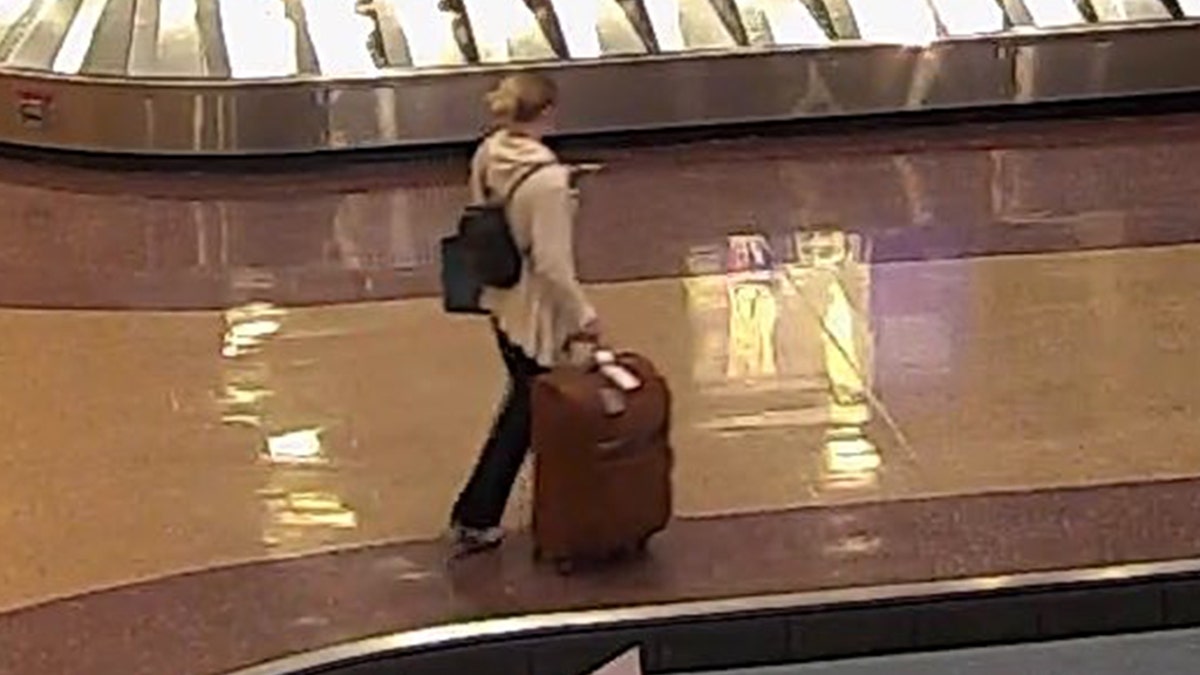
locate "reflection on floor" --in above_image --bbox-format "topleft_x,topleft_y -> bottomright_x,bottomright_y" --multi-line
4,240 -> 1200,612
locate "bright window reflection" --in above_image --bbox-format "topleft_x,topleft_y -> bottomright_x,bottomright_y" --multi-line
927,0 -> 1005,35
459,0 -> 555,63
220,0 -> 298,77
385,0 -> 466,67
845,0 -> 938,45
733,0 -> 829,46
1180,0 -> 1200,16
1023,0 -> 1086,27
52,0 -> 107,73
299,0 -> 379,76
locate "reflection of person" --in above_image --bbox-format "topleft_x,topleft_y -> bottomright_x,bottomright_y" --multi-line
726,282 -> 778,380
449,73 -> 598,554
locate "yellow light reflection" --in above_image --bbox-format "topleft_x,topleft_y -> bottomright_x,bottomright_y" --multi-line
385,0 -> 467,66
221,303 -> 285,358
52,0 -> 108,74
926,0 -> 1005,35
219,0 -> 298,78
265,428 -> 326,465
1022,0 -> 1085,27
845,0 -> 938,46
459,0 -> 555,63
733,0 -> 829,46
262,491 -> 359,549
299,0 -> 379,76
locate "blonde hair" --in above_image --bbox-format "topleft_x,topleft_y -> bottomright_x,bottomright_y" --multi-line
486,73 -> 558,125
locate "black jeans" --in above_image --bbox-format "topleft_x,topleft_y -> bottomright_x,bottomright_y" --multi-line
451,328 -> 548,529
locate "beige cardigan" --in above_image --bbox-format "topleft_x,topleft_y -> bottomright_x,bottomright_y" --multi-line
471,131 -> 597,367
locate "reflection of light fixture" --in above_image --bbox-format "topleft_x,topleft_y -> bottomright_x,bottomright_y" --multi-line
386,0 -> 468,66
222,303 -> 285,358
265,428 -> 325,464
1180,0 -> 1200,17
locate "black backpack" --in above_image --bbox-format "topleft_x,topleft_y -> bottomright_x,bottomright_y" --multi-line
440,163 -> 551,314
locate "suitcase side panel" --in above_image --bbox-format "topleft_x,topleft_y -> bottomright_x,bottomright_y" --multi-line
532,356 -> 673,561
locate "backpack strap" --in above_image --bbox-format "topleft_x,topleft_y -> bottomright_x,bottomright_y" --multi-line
501,162 -> 554,205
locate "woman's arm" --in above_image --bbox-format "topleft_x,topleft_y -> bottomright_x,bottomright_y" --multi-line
527,170 -> 597,332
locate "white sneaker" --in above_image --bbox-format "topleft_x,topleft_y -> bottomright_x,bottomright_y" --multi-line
448,524 -> 505,556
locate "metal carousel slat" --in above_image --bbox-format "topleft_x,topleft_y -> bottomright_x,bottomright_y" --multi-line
385,0 -> 469,67
926,0 -> 1007,35
731,0 -> 830,47
458,0 -> 556,63
219,0 -> 297,78
298,0 -> 379,77
79,0 -> 136,76
51,0 -> 107,74
196,0 -> 229,78
544,0 -> 648,58
7,0 -> 83,69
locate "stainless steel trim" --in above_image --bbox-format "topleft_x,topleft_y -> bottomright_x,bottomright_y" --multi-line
0,20 -> 1196,154
226,556 -> 1200,675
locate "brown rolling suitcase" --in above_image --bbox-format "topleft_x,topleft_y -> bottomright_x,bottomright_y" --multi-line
531,351 -> 673,573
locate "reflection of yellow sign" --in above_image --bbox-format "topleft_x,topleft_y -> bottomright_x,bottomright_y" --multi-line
726,282 -> 778,380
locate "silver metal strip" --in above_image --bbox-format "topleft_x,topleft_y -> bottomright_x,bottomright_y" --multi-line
149,0 -> 205,76
6,0 -> 82,70
226,556 -> 1200,675
126,0 -> 159,75
280,0 -> 320,76
195,0 -> 230,78
80,0 -> 135,76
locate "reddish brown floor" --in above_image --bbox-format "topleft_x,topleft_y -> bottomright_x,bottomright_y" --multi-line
4,477 -> 1200,675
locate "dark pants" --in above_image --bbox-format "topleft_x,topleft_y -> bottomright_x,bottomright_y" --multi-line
451,328 -> 547,529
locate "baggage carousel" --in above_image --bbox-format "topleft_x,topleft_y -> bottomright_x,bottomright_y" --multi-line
0,0 -> 1198,155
